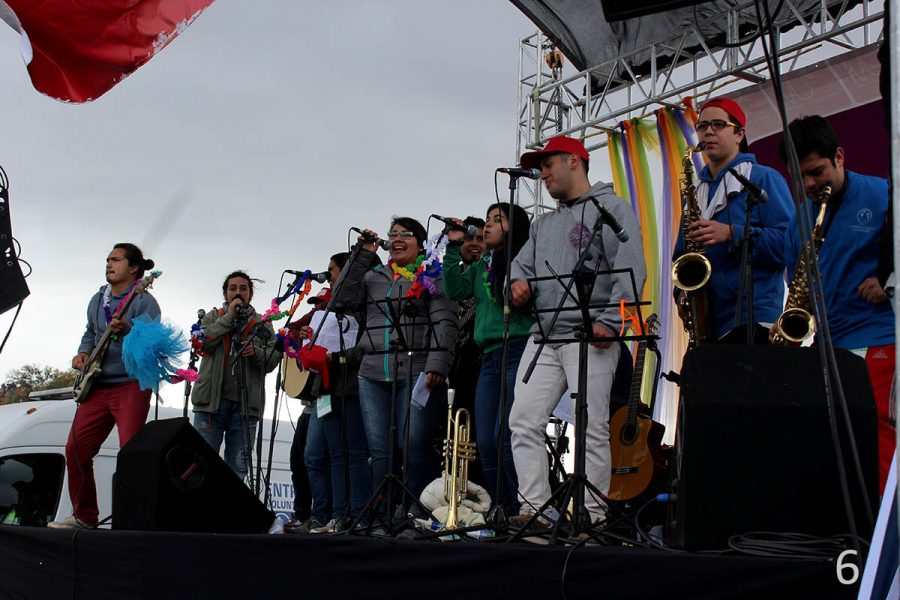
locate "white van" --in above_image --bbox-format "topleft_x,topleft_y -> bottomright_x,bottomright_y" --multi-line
0,393 -> 297,528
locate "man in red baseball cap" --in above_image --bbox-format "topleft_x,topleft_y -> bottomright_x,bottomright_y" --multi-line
672,96 -> 793,344
507,134 -> 647,529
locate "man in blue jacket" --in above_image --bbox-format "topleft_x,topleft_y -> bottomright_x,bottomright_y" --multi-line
673,97 -> 793,343
778,115 -> 895,491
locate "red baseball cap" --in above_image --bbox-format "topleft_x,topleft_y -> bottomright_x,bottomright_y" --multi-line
699,97 -> 746,128
520,136 -> 590,170
307,287 -> 332,305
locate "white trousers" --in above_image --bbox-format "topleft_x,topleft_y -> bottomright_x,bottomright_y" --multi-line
509,337 -> 620,521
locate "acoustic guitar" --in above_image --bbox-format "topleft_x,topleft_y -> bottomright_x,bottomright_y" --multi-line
72,271 -> 161,404
608,313 -> 667,501
281,354 -> 316,401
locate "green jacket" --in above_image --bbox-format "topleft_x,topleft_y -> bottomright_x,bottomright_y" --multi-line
442,244 -> 534,353
190,307 -> 280,418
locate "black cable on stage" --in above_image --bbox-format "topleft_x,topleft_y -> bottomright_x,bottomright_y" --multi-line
728,531 -> 868,559
0,302 -> 23,356
752,0 -> 872,565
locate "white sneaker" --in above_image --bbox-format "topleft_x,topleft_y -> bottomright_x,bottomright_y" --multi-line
311,518 -> 336,534
47,515 -> 93,529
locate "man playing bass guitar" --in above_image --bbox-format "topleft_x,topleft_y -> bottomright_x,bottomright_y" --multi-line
48,243 -> 160,529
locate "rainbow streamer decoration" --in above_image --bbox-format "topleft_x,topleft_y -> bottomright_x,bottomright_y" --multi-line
606,102 -> 704,438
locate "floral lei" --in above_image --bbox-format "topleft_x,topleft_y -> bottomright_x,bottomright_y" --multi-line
259,270 -> 315,359
389,233 -> 449,298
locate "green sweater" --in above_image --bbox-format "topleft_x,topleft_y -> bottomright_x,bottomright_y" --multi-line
442,244 -> 534,353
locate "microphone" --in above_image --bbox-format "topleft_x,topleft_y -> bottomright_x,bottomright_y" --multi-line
591,199 -> 629,242
286,270 -> 329,284
498,167 -> 541,180
351,227 -> 391,251
430,214 -> 478,239
727,168 -> 769,203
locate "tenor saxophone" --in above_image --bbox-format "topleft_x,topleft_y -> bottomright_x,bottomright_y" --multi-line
772,185 -> 832,345
672,142 -> 712,349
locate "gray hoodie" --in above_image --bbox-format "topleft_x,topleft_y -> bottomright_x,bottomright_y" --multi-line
510,181 -> 647,337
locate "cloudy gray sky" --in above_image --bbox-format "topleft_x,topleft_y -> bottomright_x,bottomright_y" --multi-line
0,2 -> 539,405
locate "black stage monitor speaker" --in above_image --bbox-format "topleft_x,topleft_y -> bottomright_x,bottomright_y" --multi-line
668,345 -> 878,551
0,179 -> 29,315
112,417 -> 273,533
601,0 -> 716,21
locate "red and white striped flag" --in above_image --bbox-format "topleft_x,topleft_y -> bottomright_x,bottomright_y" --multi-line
0,0 -> 214,103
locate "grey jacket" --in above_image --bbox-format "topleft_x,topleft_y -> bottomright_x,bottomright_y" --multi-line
335,249 -> 459,382
78,286 -> 161,384
510,181 -> 647,337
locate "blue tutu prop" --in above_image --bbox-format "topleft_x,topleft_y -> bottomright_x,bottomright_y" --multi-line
122,314 -> 190,392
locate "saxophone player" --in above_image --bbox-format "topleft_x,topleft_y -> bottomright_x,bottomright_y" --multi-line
673,97 -> 793,344
776,115 -> 895,492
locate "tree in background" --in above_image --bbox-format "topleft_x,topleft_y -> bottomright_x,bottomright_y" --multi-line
1,365 -> 76,404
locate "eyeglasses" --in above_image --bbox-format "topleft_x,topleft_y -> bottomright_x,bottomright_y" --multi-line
695,119 -> 739,133
387,231 -> 415,239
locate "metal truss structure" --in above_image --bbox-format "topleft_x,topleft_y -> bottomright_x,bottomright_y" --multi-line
515,0 -> 885,214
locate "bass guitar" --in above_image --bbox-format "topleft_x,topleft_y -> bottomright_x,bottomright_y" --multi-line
608,313 -> 667,501
72,271 -> 161,403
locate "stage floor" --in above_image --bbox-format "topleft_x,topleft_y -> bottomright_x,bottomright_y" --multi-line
0,525 -> 855,599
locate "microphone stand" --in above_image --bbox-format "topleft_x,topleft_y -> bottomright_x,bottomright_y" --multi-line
731,177 -> 767,345
182,310 -> 204,418
485,172 -> 524,529
229,309 -> 255,493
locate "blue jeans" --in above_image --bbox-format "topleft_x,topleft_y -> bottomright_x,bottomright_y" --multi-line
193,400 -> 258,482
305,395 -> 371,522
476,337 -> 525,514
357,377 -> 440,509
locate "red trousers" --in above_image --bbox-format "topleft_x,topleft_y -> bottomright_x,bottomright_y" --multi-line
865,344 -> 896,493
65,381 -> 151,523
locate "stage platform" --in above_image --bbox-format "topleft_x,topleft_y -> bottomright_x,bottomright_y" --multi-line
0,525 -> 855,599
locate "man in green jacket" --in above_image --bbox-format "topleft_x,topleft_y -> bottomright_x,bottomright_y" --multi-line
191,271 -> 280,482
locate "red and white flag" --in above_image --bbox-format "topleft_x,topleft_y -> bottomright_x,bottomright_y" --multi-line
0,0 -> 214,103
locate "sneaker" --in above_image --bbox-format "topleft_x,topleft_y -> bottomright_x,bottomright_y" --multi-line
283,518 -> 305,534
47,515 -> 94,529
293,518 -> 324,534
311,518 -> 336,534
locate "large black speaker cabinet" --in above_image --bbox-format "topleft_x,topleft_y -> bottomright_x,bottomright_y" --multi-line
668,345 -> 878,551
0,181 -> 29,315
112,417 -> 273,533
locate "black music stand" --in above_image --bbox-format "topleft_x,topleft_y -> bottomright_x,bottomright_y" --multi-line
347,294 -> 448,537
506,204 -> 649,544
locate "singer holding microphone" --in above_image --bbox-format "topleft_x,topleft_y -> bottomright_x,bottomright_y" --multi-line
506,136 -> 646,528
330,217 -> 458,517
190,271 -> 280,481
672,97 -> 793,343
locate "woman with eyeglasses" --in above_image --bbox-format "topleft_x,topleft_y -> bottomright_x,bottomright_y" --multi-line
333,217 -> 459,520
672,97 -> 793,344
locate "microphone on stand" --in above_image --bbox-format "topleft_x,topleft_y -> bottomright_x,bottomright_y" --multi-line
727,168 -> 769,203
351,227 -> 391,250
590,199 -> 630,242
285,270 -> 330,284
497,167 -> 541,180
430,214 -> 478,238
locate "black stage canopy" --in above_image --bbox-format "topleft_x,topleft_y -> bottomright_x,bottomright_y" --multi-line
509,0 -> 866,84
